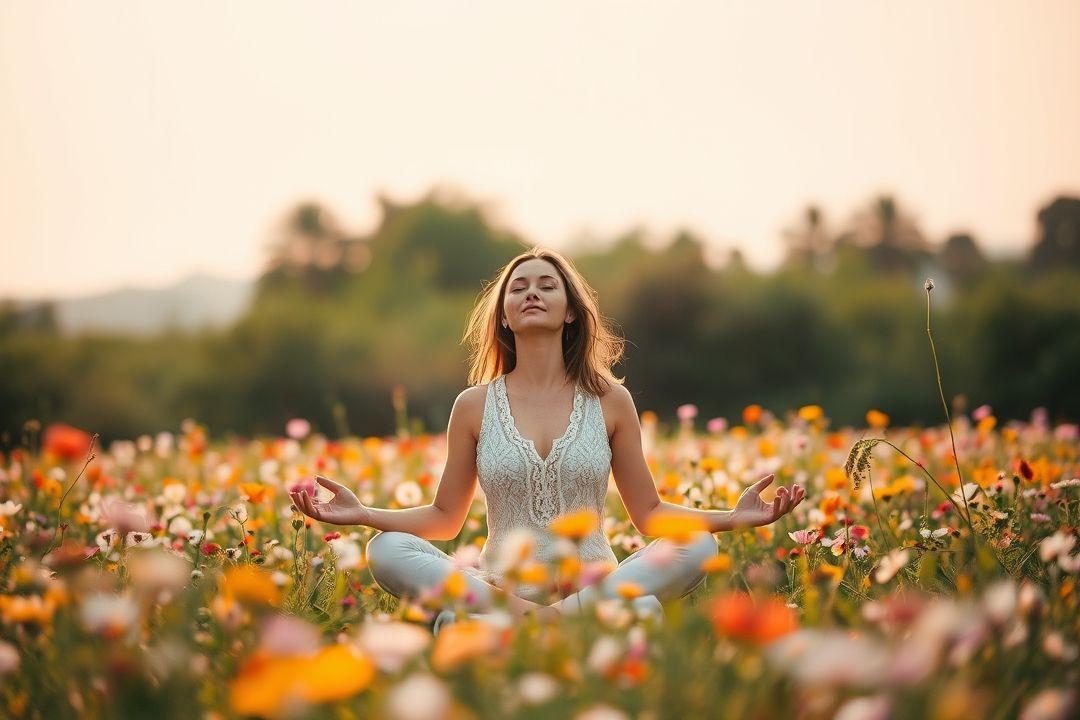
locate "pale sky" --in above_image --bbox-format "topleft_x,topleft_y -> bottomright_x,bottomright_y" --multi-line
2,1 -> 1079,299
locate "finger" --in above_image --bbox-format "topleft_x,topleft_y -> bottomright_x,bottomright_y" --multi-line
750,474 -> 775,493
772,494 -> 782,519
315,474 -> 345,495
301,490 -> 319,519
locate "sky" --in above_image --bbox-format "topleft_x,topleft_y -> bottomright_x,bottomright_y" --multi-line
2,1 -> 1079,299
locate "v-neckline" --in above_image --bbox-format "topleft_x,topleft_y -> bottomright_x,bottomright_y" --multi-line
497,374 -> 581,465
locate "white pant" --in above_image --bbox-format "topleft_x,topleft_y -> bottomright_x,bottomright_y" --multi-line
365,530 -> 718,616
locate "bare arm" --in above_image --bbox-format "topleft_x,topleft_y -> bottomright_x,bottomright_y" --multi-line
291,387 -> 482,541
606,385 -> 805,535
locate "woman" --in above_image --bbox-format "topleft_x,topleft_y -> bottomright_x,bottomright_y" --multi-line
291,246 -> 805,626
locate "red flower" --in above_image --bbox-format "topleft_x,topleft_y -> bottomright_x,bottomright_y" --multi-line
201,542 -> 222,556
324,532 -> 341,541
43,423 -> 93,461
1018,459 -> 1034,482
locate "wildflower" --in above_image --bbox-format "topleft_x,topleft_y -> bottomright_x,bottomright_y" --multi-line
1030,513 -> 1051,523
616,583 -> 644,600
788,528 -> 821,545
924,278 -> 935,291
549,510 -> 600,541
228,644 -> 375,717
643,512 -> 708,544
0,641 -> 18,676
128,549 -> 191,591
285,418 -> 311,440
709,591 -> 798,644
393,480 -> 423,508
1018,459 -> 1035,482
79,593 -> 139,639
223,565 -> 282,606
430,620 -> 498,672
701,553 -> 732,573
874,548 -> 910,584
517,672 -> 559,706
706,418 -> 727,434
798,405 -> 824,423
42,423 -> 93,460
385,674 -> 451,720
742,404 -> 763,425
1039,532 -> 1076,563
357,620 -> 431,673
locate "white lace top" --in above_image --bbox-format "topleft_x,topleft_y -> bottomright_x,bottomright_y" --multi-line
474,374 -> 617,594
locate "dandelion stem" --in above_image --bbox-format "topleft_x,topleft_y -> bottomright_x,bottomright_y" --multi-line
41,434 -> 98,561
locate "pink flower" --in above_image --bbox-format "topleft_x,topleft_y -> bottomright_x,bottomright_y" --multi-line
788,528 -> 821,545
285,418 -> 311,440
287,476 -> 317,497
972,404 -> 993,421
706,418 -> 727,434
677,404 -> 698,422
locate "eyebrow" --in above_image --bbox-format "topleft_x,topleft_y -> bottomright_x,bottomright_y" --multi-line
509,274 -> 558,284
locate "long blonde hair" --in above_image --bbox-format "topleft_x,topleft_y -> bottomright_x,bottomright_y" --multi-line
462,247 -> 625,397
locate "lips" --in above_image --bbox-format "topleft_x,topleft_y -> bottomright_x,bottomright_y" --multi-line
523,305 -> 544,312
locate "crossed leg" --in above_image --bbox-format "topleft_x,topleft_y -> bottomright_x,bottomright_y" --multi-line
365,530 -> 718,621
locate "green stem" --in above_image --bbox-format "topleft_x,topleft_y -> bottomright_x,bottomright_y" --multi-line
41,434 -> 98,561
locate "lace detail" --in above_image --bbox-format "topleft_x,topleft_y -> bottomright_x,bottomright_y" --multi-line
476,374 -> 615,596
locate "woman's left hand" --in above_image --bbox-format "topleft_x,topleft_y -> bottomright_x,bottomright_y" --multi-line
732,474 -> 806,528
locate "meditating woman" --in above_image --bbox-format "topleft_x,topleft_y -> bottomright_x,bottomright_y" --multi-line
290,246 -> 805,626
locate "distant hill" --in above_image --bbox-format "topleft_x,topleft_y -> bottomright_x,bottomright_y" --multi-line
12,274 -> 254,336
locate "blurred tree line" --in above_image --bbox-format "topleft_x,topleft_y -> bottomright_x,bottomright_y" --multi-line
2,188 -> 1079,444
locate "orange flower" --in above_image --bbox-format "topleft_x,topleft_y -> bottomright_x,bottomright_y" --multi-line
549,510 -> 600,541
742,405 -> 763,425
229,644 -> 374,717
43,423 -> 93,461
239,483 -> 271,503
865,409 -> 890,428
798,405 -> 824,423
701,553 -> 732,573
709,592 -> 797,644
223,566 -> 282,606
430,620 -> 499,672
644,512 -> 708,544
0,594 -> 57,626
617,582 -> 644,600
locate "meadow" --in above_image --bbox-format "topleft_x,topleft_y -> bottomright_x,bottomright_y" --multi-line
0,399 -> 1077,720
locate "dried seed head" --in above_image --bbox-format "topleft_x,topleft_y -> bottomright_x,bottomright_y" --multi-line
924,278 -> 935,292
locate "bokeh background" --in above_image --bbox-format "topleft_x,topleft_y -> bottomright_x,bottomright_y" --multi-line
2,2 -> 1079,443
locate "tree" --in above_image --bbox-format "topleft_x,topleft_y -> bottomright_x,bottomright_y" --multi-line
847,195 -> 929,274
1031,196 -> 1080,270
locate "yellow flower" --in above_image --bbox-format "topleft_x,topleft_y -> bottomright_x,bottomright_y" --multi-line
812,563 -> 843,585
825,467 -> 848,490
617,582 -> 644,600
757,438 -> 777,457
443,571 -> 466,599
699,457 -> 722,474
0,594 -> 56,626
223,566 -> 282,606
549,510 -> 599,541
701,553 -> 732,573
865,409 -> 890,428
515,562 -> 549,586
430,620 -> 498,672
644,512 -> 708,544
798,405 -> 824,422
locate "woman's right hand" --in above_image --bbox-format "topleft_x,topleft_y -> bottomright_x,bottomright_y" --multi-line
290,475 -> 369,526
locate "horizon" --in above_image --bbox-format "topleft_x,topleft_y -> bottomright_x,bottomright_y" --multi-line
2,2 -> 1079,298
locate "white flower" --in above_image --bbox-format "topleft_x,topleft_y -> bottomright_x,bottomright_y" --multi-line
586,636 -> 623,675
80,593 -> 139,636
385,674 -> 451,720
128,549 -> 191,591
1039,532 -> 1075,563
0,641 -> 19,675
329,538 -> 363,570
575,705 -> 629,720
0,501 -> 22,517
357,620 -> 430,673
517,673 -> 559,705
874,549 -> 910,584
393,480 -> 423,508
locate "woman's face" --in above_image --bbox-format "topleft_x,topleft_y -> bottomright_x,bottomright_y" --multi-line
502,258 -> 575,335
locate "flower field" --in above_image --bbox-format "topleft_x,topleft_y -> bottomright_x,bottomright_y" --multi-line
1,406 -> 1078,720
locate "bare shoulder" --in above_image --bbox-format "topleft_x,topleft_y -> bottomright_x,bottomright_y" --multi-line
450,384 -> 489,439
597,382 -> 636,440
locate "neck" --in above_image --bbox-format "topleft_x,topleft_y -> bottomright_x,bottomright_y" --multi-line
507,331 -> 570,391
